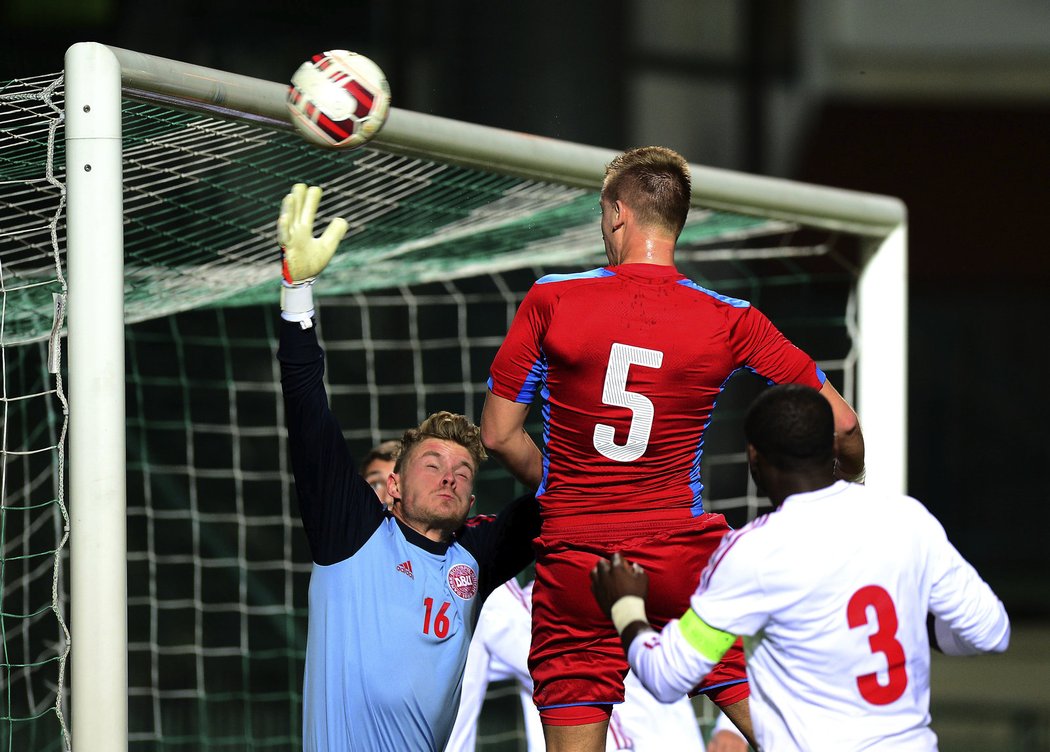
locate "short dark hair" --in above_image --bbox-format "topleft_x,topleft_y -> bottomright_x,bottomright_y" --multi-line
360,439 -> 401,474
602,146 -> 691,238
744,384 -> 834,471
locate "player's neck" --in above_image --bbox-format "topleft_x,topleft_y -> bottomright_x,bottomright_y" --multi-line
391,506 -> 455,544
609,237 -> 676,266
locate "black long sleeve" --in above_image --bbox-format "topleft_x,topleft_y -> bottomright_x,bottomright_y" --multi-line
277,318 -> 384,565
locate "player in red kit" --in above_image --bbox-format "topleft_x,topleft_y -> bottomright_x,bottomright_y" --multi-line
482,146 -> 864,752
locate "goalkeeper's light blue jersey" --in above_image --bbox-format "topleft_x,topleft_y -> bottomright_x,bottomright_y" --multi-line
279,320 -> 539,752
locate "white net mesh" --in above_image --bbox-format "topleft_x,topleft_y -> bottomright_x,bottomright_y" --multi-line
0,72 -> 71,752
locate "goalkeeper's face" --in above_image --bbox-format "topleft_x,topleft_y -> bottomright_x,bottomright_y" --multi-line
388,438 -> 477,538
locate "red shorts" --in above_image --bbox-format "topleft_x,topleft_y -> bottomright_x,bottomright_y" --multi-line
529,512 -> 749,714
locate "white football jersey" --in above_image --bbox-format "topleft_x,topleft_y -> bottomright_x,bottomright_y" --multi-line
691,481 -> 1009,751
447,579 -> 717,752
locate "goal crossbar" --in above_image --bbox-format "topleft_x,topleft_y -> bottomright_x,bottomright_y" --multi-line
105,45 -> 903,236
61,41 -> 907,752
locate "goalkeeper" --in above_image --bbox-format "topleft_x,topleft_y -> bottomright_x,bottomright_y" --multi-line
276,184 -> 541,752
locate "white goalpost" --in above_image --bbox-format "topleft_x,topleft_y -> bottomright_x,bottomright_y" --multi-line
65,44 -> 128,752
5,40 -> 906,751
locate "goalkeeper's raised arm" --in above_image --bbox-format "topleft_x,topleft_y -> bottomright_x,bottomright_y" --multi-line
277,182 -> 348,328
272,184 -> 541,752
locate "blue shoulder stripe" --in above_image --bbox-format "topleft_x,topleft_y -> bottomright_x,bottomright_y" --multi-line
536,267 -> 614,285
677,279 -> 751,308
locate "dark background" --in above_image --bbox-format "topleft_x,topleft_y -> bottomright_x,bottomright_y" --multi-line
3,0 -> 1046,620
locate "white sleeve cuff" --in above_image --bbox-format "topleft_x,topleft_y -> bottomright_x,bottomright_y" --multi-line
280,281 -> 315,327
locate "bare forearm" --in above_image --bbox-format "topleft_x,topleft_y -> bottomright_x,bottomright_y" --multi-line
485,429 -> 543,490
835,424 -> 865,482
480,391 -> 543,490
717,699 -> 756,751
819,379 -> 865,482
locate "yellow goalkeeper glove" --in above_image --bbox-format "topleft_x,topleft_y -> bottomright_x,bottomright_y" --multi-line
277,183 -> 348,325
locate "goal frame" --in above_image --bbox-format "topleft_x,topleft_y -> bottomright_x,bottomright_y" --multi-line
63,40 -> 906,751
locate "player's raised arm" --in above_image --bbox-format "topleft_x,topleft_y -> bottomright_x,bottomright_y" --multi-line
275,184 -> 381,566
818,379 -> 865,483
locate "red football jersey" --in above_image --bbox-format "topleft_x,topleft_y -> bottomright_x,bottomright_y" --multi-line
487,264 -> 825,521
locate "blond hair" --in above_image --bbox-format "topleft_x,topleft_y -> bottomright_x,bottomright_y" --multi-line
602,146 -> 691,238
395,411 -> 487,473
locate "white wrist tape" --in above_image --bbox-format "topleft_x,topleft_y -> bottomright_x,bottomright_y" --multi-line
280,280 -> 315,328
610,595 -> 648,635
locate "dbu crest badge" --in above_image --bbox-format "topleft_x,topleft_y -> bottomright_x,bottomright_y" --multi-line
447,563 -> 478,599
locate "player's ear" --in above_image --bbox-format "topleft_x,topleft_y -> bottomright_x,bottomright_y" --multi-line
612,200 -> 627,230
746,443 -> 761,484
469,494 -> 476,511
387,472 -> 402,502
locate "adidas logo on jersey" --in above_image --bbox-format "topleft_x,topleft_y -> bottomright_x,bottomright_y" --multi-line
396,560 -> 414,579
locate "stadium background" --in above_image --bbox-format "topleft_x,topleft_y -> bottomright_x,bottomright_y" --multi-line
2,0 -> 1047,749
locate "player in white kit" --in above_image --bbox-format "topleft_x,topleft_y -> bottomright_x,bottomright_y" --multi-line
591,384 -> 1010,752
446,577 -> 748,752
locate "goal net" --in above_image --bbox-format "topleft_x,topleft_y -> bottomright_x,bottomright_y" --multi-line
0,44 -> 906,751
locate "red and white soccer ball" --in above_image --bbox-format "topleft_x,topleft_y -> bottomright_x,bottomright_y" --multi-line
286,50 -> 391,150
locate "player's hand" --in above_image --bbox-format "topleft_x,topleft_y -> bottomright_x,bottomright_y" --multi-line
277,183 -> 348,286
590,552 -> 648,617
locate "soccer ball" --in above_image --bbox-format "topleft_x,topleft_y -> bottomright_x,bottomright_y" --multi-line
286,50 -> 391,150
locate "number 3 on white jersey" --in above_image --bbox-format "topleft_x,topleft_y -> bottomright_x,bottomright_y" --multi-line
593,343 -> 663,462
